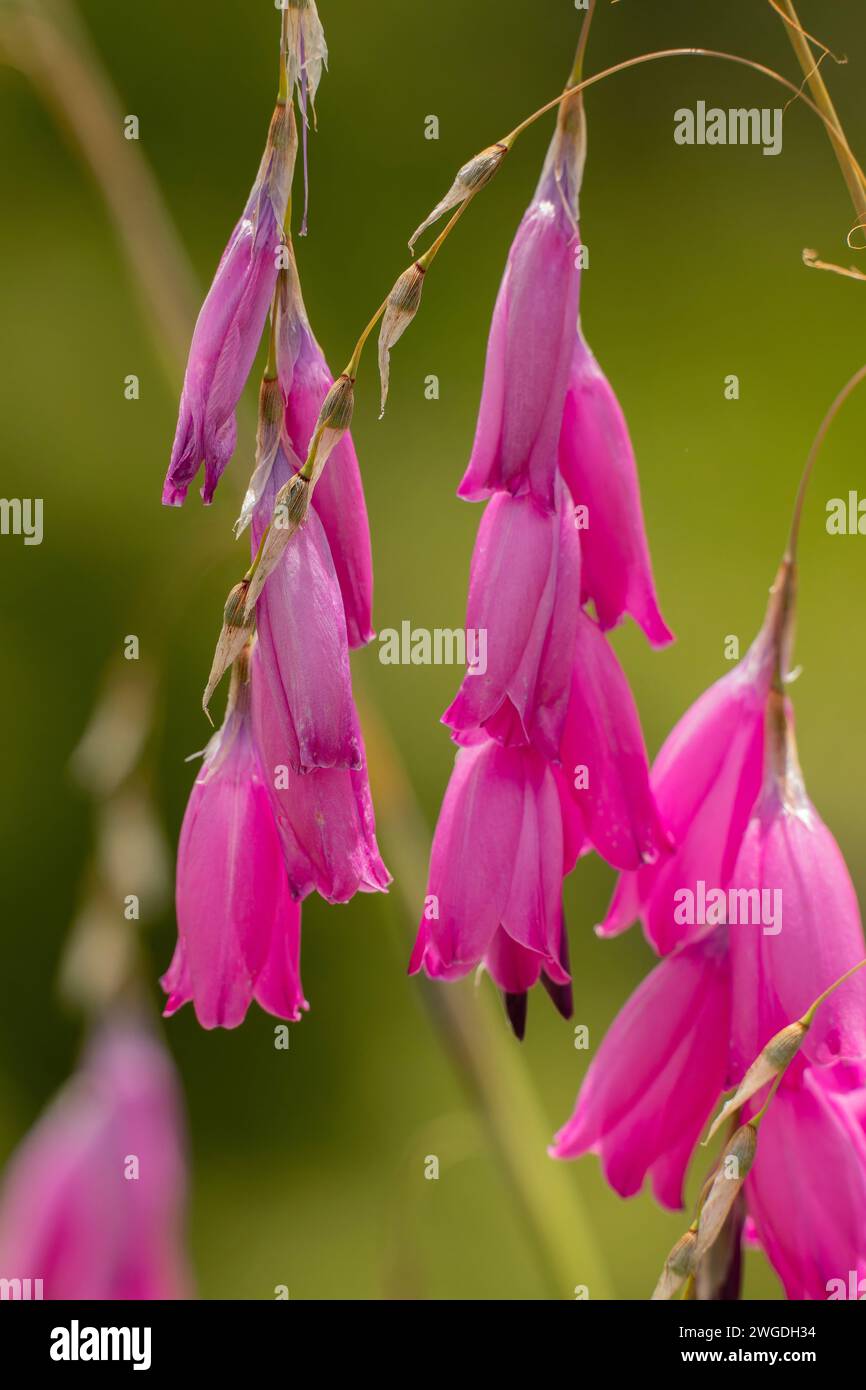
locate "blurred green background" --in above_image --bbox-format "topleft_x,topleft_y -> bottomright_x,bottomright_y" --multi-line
1,0 -> 865,1300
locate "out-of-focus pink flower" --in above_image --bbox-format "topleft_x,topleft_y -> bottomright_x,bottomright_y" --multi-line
409,740 -> 571,998
162,659 -> 308,1029
0,1021 -> 192,1300
558,330 -> 672,646
163,102 -> 296,507
730,697 -> 866,1076
557,609 -> 672,871
457,165 -> 580,516
744,1061 -> 866,1300
250,444 -> 361,773
251,646 -> 390,903
443,479 -> 581,761
550,929 -> 730,1210
600,619 -> 776,955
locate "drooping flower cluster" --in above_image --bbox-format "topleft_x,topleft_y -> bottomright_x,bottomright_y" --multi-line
410,87 -> 672,1034
553,558 -> 866,1298
0,1020 -> 192,1299
160,6 -> 388,1030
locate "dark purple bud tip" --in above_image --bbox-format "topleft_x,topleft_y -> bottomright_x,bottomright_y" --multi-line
504,991 -> 528,1041
541,972 -> 574,1021
542,916 -> 573,1019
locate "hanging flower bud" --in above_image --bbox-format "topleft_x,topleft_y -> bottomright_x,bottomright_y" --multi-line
695,1123 -> 758,1261
705,1020 -> 807,1144
233,243 -> 374,646
442,479 -> 581,762
651,1227 -> 697,1301
378,263 -> 425,417
249,447 -> 360,774
202,580 -> 254,717
243,472 -> 312,615
410,742 -> 571,1020
304,372 -> 355,483
163,100 -> 297,506
163,651 -> 308,1029
250,645 -> 390,902
408,143 -> 508,253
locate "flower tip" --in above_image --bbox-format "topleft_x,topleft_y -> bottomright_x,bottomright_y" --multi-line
503,990 -> 527,1040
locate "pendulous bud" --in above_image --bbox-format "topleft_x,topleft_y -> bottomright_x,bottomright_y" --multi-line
304,373 -> 355,483
202,580 -> 255,718
695,1123 -> 758,1261
243,474 -> 312,615
378,263 -> 426,417
408,143 -> 508,252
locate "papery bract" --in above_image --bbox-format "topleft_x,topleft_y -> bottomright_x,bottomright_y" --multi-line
443,480 -> 581,761
0,1021 -> 192,1299
550,929 -> 731,1210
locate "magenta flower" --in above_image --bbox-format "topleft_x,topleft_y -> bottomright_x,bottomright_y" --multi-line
457,166 -> 580,516
730,698 -> 866,1076
600,619 -> 775,955
550,929 -> 731,1210
236,268 -> 374,649
744,1062 -> 866,1300
0,1021 -> 192,1300
456,104 -> 670,647
443,479 -> 581,760
557,609 -> 672,871
250,444 -> 361,773
251,645 -> 390,903
162,658 -> 308,1030
409,740 -> 571,1021
558,330 -> 672,646
163,102 -> 295,507
284,327 -> 374,648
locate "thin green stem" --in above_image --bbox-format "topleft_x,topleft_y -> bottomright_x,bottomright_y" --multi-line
502,47 -> 866,186
417,194 -> 475,271
801,957 -> 866,1026
345,298 -> 389,379
278,1 -> 289,103
787,360 -> 866,562
566,0 -> 596,88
